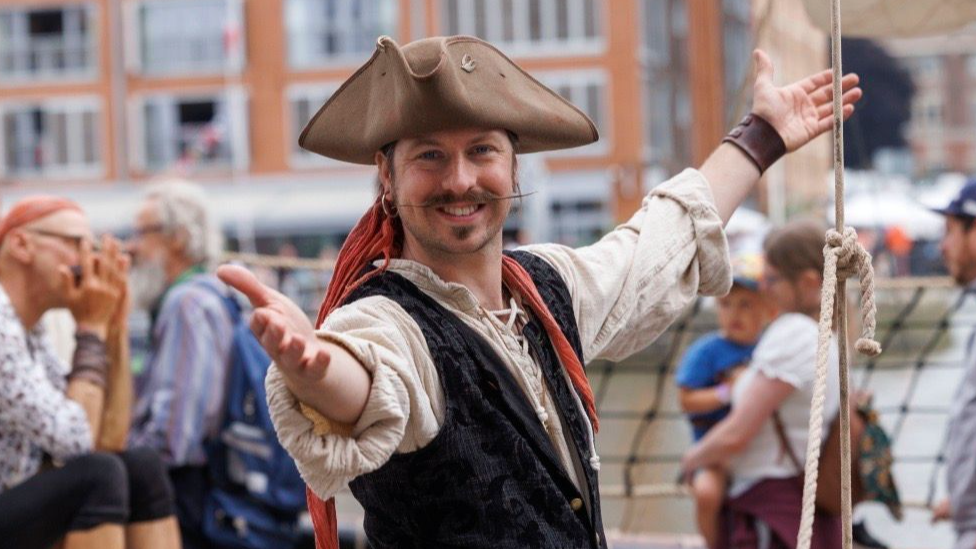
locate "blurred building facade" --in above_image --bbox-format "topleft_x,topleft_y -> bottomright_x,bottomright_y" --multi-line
886,25 -> 976,177
0,0 -> 829,249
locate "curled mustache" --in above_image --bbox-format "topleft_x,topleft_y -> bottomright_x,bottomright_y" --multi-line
397,191 -> 536,208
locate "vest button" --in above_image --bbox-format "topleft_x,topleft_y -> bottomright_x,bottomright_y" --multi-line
570,497 -> 584,511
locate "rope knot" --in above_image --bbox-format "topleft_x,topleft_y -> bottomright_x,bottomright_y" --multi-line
822,227 -> 882,357
825,227 -> 861,280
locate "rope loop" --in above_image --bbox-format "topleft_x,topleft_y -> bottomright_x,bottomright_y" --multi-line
824,228 -> 882,358
797,225 -> 884,549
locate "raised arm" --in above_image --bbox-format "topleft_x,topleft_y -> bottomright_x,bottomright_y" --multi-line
62,235 -> 129,441
702,49 -> 861,225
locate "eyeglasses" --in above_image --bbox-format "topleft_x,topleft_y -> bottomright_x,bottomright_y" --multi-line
131,224 -> 166,238
25,229 -> 100,252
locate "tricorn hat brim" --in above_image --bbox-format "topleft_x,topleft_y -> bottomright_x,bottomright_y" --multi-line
298,35 -> 600,165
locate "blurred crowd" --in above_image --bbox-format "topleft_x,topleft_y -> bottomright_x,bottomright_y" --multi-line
4,174 -> 976,549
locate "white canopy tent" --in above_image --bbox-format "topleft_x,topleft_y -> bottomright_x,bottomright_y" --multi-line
827,192 -> 945,239
801,0 -> 976,38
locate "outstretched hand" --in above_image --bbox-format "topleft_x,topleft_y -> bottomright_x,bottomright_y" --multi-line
217,264 -> 332,386
751,49 -> 862,152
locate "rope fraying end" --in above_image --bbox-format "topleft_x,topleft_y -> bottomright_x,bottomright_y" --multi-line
855,338 -> 882,357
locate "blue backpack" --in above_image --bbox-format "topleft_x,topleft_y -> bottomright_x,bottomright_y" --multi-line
201,286 -> 307,549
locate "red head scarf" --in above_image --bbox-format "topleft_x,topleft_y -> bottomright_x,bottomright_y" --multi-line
308,197 -> 599,549
0,196 -> 83,245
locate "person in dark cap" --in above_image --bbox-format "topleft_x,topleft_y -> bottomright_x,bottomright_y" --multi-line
217,35 -> 862,549
931,179 -> 976,549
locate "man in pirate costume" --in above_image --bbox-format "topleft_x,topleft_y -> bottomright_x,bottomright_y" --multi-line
217,36 -> 862,549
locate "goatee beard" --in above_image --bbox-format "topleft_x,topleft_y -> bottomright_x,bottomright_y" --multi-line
129,258 -> 169,312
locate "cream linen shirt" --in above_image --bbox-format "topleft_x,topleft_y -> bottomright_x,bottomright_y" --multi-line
267,168 -> 732,500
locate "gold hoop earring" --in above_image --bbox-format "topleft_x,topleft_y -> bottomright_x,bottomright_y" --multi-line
381,193 -> 399,218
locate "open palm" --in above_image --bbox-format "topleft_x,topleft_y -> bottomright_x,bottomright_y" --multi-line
217,264 -> 331,386
751,49 -> 862,152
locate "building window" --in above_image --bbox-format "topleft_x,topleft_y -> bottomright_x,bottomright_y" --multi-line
137,92 -> 248,172
441,0 -> 604,56
639,0 -> 692,173
1,100 -> 102,178
287,84 -> 341,166
132,0 -> 244,75
722,0 -> 751,126
551,198 -> 609,245
0,5 -> 95,81
286,0 -> 398,68
534,70 -> 609,156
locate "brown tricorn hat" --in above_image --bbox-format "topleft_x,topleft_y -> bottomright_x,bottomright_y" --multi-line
298,35 -> 600,165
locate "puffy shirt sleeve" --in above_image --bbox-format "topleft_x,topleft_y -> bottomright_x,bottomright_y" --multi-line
521,168 -> 732,363
749,313 -> 819,390
266,295 -> 443,500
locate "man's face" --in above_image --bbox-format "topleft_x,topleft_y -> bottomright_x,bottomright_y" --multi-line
379,128 -> 516,263
128,200 -> 170,310
18,209 -> 94,305
940,216 -> 976,286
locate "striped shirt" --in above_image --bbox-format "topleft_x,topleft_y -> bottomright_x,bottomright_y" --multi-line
129,273 -> 234,467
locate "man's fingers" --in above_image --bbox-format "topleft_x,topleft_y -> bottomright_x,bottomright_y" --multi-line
250,309 -> 272,341
217,264 -> 273,307
79,238 -> 95,282
814,105 -> 855,134
809,74 -> 861,106
815,88 -> 863,119
279,334 -> 306,366
58,265 -> 79,299
259,317 -> 287,357
798,68 -> 833,94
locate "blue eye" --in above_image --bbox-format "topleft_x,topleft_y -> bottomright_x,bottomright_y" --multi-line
472,145 -> 493,155
418,150 -> 441,160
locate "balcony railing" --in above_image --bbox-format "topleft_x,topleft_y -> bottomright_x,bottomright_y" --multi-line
0,36 -> 93,80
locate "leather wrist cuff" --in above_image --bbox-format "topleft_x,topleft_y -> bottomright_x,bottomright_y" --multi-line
722,113 -> 787,174
70,332 -> 108,387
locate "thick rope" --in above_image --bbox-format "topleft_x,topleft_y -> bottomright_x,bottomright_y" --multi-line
795,227 -> 882,549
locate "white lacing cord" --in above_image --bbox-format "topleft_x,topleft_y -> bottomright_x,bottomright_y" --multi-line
488,298 -> 601,471
489,299 -> 549,425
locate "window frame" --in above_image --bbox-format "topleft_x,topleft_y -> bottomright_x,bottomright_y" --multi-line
0,3 -> 100,85
284,0 -> 400,70
285,82 -> 345,168
532,68 -> 611,157
129,87 -> 250,174
125,0 -> 245,77
0,95 -> 105,179
440,0 -> 606,58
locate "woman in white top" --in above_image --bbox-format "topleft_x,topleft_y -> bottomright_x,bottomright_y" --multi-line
682,219 -> 841,549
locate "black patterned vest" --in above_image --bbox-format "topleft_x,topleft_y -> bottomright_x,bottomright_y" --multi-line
344,251 -> 606,549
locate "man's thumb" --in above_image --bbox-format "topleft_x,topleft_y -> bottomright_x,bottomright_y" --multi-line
217,264 -> 272,307
754,49 -> 773,86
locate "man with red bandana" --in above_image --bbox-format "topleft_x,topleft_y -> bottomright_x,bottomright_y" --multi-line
0,196 -> 180,549
218,35 -> 862,549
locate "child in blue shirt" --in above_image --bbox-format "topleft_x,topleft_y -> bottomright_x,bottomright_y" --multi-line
676,253 -> 773,549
